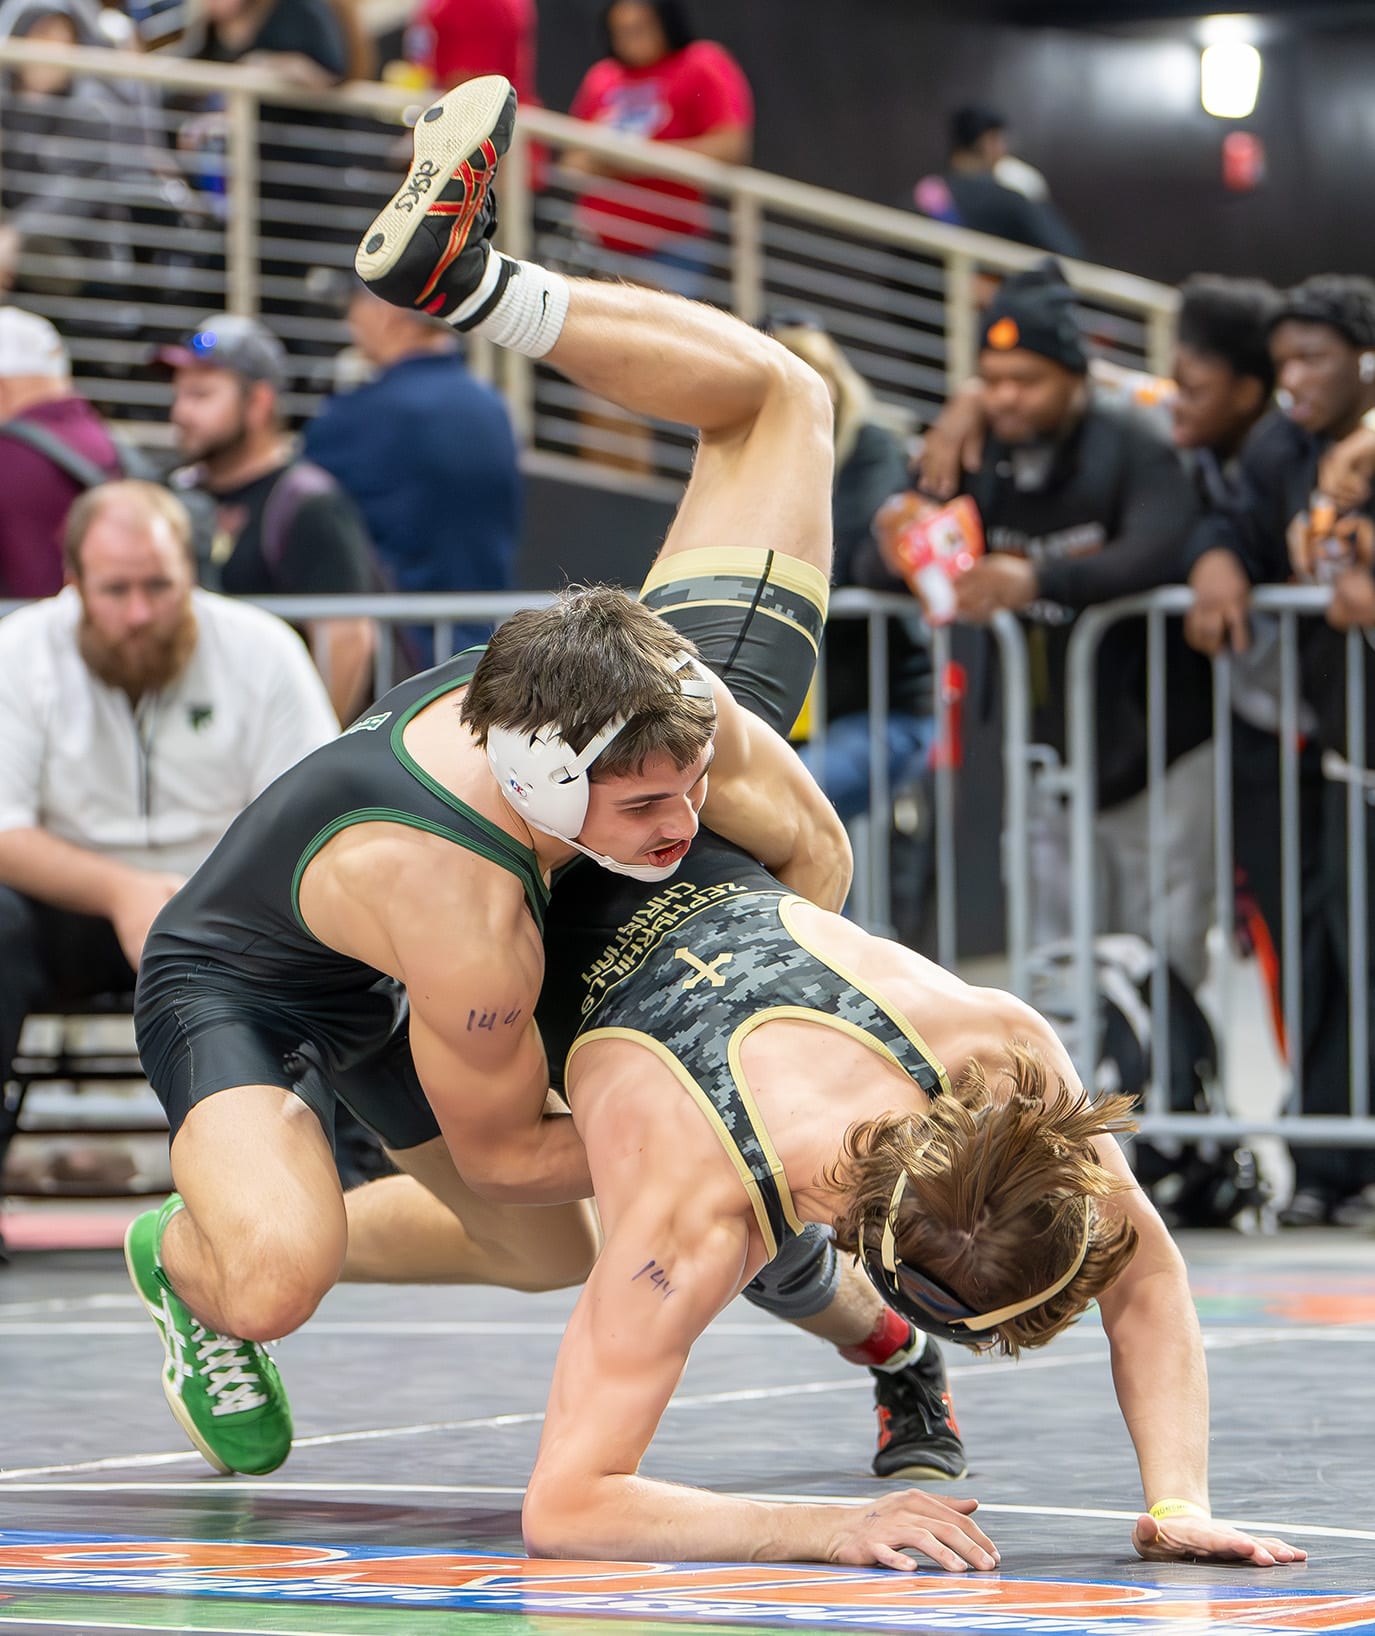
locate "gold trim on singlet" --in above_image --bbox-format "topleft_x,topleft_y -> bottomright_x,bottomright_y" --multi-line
639,545 -> 832,616
641,598 -> 823,656
777,897 -> 953,1097
567,1026 -> 786,1258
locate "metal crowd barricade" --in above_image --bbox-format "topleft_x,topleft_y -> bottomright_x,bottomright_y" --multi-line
1060,584 -> 1375,1149
0,586 -> 1034,978
737,593 -> 1032,981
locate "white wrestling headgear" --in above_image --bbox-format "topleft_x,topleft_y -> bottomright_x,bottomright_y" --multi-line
486,651 -> 716,882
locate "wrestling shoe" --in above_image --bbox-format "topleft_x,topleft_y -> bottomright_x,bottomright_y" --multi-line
125,1194 -> 293,1476
871,1342 -> 967,1480
355,73 -> 517,323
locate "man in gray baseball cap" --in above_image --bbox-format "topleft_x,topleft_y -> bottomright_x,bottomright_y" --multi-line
157,312 -> 377,724
153,313 -> 289,390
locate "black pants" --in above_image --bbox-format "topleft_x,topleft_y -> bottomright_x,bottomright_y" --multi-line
0,888 -> 136,1082
1232,719 -> 1375,1200
0,889 -> 137,1184
1307,779 -> 1375,1199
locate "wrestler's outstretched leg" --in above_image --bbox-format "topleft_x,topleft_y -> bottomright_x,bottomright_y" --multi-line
356,75 -> 831,584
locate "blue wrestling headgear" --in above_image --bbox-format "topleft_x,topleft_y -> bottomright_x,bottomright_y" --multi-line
486,651 -> 716,882
860,1171 -> 1092,1348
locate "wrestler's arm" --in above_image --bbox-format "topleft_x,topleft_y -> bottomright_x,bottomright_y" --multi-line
403,942 -> 593,1206
701,676 -> 853,913
1014,1002 -> 1305,1568
521,1197 -> 997,1570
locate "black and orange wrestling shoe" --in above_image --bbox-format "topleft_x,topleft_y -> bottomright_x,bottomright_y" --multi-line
871,1342 -> 967,1480
355,73 -> 517,325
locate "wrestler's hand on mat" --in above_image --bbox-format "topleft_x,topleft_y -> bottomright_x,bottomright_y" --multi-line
1132,1512 -> 1308,1567
828,1491 -> 999,1573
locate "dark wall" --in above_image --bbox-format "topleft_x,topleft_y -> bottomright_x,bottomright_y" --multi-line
517,473 -> 673,591
535,2 -> 1375,288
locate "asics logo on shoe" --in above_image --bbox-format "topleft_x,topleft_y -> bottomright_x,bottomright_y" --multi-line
395,159 -> 442,213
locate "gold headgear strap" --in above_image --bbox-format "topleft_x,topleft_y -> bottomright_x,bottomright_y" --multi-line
879,1170 -> 1093,1333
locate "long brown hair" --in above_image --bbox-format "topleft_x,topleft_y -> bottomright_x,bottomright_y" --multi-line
830,1045 -> 1139,1356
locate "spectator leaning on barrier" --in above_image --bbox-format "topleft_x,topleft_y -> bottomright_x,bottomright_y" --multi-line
1185,273 -> 1375,1227
0,307 -> 123,599
766,314 -> 937,947
916,261 -> 1209,988
1165,279 -> 1332,1149
159,314 -> 378,722
0,480 -> 337,1108
304,283 -> 520,667
565,0 -> 753,297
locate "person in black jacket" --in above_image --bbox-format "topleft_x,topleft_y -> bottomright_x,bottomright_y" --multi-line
935,262 -> 1209,987
767,317 -> 939,946
1185,274 -> 1375,1225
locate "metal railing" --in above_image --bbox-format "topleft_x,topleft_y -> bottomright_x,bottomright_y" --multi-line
6,579 -> 1373,1159
0,38 -> 1176,490
1061,584 -> 1375,1148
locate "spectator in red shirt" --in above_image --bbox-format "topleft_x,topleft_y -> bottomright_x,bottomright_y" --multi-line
567,0 -> 753,296
0,308 -> 122,599
402,0 -> 536,100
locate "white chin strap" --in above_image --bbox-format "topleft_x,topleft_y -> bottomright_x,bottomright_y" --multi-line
519,807 -> 687,883
492,650 -> 715,882
563,837 -> 686,883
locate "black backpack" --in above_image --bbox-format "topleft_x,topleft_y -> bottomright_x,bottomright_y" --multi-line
1030,934 -> 1275,1232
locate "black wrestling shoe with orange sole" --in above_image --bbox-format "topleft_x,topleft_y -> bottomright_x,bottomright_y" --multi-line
871,1342 -> 967,1480
354,73 -> 516,324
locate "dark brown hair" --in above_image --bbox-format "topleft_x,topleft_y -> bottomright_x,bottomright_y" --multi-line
461,584 -> 716,777
830,1045 -> 1139,1357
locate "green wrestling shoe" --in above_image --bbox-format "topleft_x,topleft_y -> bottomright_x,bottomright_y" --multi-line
124,1194 -> 293,1475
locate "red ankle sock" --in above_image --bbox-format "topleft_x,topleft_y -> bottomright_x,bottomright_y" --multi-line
838,1306 -> 919,1369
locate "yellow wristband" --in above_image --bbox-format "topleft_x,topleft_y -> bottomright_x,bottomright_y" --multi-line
1148,1498 -> 1209,1521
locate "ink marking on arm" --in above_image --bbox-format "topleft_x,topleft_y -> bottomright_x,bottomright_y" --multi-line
631,1259 -> 676,1299
467,1006 -> 524,1032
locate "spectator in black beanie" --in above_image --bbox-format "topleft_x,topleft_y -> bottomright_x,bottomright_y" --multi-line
897,260 -> 1210,986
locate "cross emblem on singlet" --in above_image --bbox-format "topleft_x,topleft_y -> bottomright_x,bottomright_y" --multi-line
674,948 -> 733,990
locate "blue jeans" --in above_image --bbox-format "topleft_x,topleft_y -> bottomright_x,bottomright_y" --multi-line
805,712 -> 936,824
